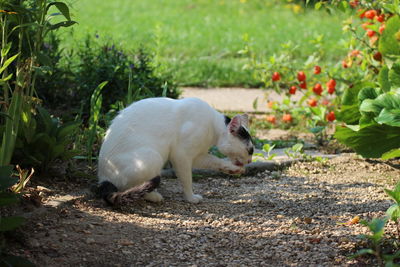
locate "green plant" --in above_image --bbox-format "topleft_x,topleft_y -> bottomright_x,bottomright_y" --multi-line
334,6 -> 400,159
352,181 -> 400,266
0,0 -> 76,167
253,143 -> 277,161
242,33 -> 340,143
14,106 -> 81,171
85,81 -> 108,164
284,143 -> 305,159
0,165 -> 34,266
50,36 -> 180,117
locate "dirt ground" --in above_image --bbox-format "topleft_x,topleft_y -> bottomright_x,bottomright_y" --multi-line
6,150 -> 400,267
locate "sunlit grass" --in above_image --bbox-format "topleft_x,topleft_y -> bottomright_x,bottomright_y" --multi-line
63,0 -> 347,87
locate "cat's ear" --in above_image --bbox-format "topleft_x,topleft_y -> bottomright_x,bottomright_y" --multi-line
228,115 -> 242,135
240,114 -> 249,128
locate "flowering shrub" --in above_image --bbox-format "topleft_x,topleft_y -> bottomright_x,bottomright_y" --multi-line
244,0 -> 400,156
242,36 -> 340,144
330,0 -> 400,159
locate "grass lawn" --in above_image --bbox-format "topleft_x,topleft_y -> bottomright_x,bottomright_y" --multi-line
63,0 -> 347,87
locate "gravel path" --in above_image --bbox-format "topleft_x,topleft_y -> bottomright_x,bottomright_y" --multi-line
9,154 -> 399,266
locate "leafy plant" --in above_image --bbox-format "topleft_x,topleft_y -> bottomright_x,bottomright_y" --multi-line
352,181 -> 400,266
0,165 -> 34,266
85,81 -> 108,164
329,2 -> 400,159
14,106 -> 81,171
41,35 -> 180,117
0,0 -> 76,167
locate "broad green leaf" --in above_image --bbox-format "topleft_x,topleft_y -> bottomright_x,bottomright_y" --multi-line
382,148 -> 400,160
335,123 -> 400,158
358,87 -> 380,102
389,62 -> 400,88
336,104 -> 360,125
48,20 -> 77,30
359,99 -> 381,114
0,53 -> 19,74
385,188 -> 400,203
0,73 -> 13,83
56,121 -> 81,140
0,216 -> 25,231
360,92 -> 400,121
386,204 -> 400,221
309,126 -> 325,134
342,82 -> 375,106
47,1 -> 72,20
366,218 -> 386,242
37,106 -> 53,133
379,15 -> 400,56
1,42 -> 11,58
292,143 -> 303,153
359,113 -> 376,128
376,108 -> 400,126
378,65 -> 391,92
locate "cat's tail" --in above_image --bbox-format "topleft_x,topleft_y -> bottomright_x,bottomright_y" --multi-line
98,176 -> 161,206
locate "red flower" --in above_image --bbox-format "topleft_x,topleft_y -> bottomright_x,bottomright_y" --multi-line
297,71 -> 306,82
299,81 -> 307,89
289,86 -> 297,95
308,98 -> 317,107
327,79 -> 336,90
366,30 -> 376,38
314,65 -> 321,74
364,10 -> 377,20
326,111 -> 336,122
379,24 -> 385,34
313,83 -> 323,95
376,14 -> 385,23
272,72 -> 281,82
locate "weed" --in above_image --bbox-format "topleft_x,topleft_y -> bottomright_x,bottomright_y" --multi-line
352,181 -> 400,266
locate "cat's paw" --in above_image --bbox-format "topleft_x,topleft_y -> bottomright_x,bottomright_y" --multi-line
221,165 -> 245,175
144,191 -> 164,203
230,166 -> 245,175
185,194 -> 203,204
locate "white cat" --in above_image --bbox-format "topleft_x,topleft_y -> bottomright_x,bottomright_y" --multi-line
97,97 -> 254,205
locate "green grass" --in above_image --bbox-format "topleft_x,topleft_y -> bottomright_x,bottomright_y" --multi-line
63,0 -> 347,87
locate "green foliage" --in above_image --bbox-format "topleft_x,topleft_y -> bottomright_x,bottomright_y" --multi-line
0,165 -> 34,266
385,182 -> 400,222
85,81 -> 108,163
335,13 -> 400,159
0,0 -> 76,168
36,35 -> 180,116
13,106 -> 81,170
353,181 -> 400,266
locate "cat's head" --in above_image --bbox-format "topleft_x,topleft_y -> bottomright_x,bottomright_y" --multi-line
218,114 -> 254,167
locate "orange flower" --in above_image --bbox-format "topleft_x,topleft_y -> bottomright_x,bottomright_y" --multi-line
266,115 -> 276,124
282,114 -> 292,123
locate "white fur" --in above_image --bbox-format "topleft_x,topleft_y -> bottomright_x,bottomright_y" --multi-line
98,97 -> 253,203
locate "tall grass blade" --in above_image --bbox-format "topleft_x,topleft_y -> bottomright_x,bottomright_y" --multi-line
0,89 -> 23,166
